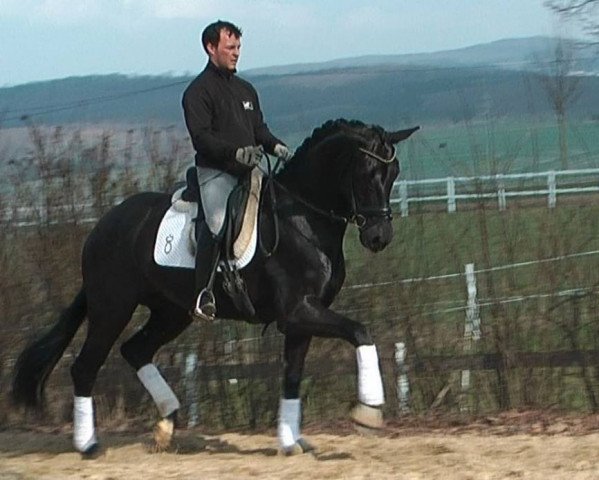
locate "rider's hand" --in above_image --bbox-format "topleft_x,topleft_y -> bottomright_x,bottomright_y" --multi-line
235,145 -> 263,168
274,143 -> 293,161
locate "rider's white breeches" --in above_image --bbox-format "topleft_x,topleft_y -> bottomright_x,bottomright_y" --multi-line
197,167 -> 238,235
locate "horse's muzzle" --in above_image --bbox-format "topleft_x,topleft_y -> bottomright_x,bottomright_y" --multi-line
359,220 -> 393,252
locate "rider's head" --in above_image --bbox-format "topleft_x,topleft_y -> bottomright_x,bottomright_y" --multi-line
202,20 -> 242,73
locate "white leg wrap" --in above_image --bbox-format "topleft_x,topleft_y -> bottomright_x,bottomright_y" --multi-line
137,364 -> 181,418
278,398 -> 301,449
356,345 -> 385,406
73,396 -> 97,452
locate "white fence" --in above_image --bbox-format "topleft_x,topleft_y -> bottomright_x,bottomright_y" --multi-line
392,168 -> 599,217
4,168 -> 599,226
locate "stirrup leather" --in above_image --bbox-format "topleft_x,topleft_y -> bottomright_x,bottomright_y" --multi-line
193,288 -> 216,321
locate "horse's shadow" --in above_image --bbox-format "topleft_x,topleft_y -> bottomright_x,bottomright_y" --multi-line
150,434 -> 278,457
153,434 -> 353,461
0,431 -> 275,458
2,430 -> 353,462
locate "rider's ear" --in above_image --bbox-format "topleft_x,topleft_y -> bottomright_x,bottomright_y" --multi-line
386,126 -> 420,144
206,42 -> 217,56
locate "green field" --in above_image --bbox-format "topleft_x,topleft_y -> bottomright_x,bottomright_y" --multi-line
399,119 -> 599,179
263,118 -> 599,182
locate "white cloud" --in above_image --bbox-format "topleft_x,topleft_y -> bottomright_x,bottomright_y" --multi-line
33,0 -> 106,23
1,0 -> 131,24
144,0 -> 216,19
0,0 -> 37,17
0,0 -> 209,24
339,5 -> 393,30
0,0 -> 317,25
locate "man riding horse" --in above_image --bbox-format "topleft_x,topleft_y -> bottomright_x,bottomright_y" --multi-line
182,20 -> 292,321
11,19 -> 420,457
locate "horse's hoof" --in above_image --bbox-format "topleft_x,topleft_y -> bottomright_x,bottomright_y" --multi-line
80,443 -> 103,460
296,438 -> 316,453
351,403 -> 384,432
281,443 -> 304,456
154,417 -> 175,451
281,438 -> 315,456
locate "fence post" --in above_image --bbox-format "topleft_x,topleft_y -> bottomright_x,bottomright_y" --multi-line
461,263 -> 480,412
497,174 -> 506,211
184,352 -> 199,428
465,263 -> 481,341
399,181 -> 409,217
447,177 -> 456,213
548,170 -> 557,209
394,342 -> 410,414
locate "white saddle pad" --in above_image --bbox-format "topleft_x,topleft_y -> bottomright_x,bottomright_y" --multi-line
153,188 -> 258,270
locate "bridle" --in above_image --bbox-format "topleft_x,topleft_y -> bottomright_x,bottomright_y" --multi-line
358,146 -> 396,164
345,144 -> 397,228
272,144 -> 396,229
258,143 -> 396,257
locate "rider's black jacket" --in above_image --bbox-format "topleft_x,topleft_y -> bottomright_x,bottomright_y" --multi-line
182,61 -> 282,176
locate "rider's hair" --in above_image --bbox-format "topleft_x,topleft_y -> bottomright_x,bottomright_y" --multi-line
201,20 -> 242,54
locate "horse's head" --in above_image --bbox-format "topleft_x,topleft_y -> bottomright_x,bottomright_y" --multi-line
343,123 -> 419,252
278,119 -> 419,252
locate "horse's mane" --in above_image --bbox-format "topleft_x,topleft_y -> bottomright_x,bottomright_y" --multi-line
278,118 -> 371,176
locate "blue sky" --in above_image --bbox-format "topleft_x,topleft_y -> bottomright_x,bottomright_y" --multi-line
0,0 -> 579,87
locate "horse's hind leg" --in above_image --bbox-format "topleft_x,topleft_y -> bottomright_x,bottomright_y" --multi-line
70,297 -> 137,456
120,302 -> 192,450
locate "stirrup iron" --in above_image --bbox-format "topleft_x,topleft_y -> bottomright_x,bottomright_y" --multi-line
193,288 -> 216,321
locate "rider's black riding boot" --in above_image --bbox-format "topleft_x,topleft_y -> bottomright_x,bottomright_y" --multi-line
192,221 -> 221,321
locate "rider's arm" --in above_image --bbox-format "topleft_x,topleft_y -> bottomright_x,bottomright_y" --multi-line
182,90 -> 252,176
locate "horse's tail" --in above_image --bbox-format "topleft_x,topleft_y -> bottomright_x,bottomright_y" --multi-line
11,288 -> 87,409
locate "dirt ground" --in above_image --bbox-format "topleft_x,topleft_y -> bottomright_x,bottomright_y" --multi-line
3,413 -> 599,480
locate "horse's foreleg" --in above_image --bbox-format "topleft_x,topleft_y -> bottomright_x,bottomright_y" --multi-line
352,344 -> 385,429
279,334 -> 314,455
120,305 -> 192,450
285,298 -> 385,431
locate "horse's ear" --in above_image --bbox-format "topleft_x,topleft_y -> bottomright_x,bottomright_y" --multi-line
386,126 -> 420,144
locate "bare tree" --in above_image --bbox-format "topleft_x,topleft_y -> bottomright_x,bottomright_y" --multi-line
546,1 -> 599,42
536,38 -> 582,169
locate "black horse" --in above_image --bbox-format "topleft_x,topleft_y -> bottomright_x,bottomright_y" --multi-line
12,118 -> 418,456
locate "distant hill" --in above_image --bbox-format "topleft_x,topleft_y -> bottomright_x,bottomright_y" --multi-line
244,36 -> 598,76
1,36 -> 598,137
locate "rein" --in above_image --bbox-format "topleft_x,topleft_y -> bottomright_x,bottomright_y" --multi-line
257,145 -> 395,256
257,156 -> 281,257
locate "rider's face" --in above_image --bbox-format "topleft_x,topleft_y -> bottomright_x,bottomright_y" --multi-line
207,29 -> 241,72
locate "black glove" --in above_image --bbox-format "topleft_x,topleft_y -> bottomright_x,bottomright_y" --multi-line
235,145 -> 264,168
